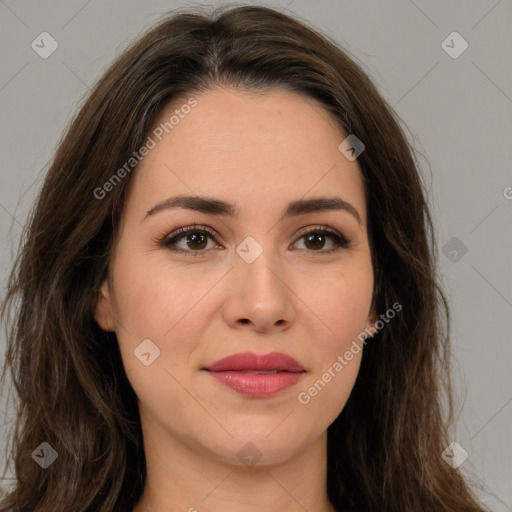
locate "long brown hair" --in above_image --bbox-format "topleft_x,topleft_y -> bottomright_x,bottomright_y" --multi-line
1,5 -> 488,511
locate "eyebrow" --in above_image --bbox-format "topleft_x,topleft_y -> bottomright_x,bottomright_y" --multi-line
144,194 -> 361,225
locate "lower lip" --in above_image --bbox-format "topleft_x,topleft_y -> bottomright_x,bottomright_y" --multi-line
204,370 -> 305,397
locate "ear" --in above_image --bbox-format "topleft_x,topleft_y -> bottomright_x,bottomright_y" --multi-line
365,307 -> 378,336
93,279 -> 115,332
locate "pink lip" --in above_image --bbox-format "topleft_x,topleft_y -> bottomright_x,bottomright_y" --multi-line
204,351 -> 305,372
202,351 -> 306,397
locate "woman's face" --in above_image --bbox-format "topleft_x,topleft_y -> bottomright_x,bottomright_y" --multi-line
95,87 -> 376,466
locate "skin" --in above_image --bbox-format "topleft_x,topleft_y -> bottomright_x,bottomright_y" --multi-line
94,87 -> 377,512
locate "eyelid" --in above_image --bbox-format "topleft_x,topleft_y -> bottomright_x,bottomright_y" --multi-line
158,223 -> 351,254
292,224 -> 351,252
156,224 -> 220,252
295,224 -> 343,240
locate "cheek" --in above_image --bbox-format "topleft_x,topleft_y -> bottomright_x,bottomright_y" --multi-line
110,248 -> 205,339
107,251 -> 186,376
307,259 -> 374,342
109,248 -> 229,396
109,254 -> 201,418
295,269 -> 369,422
295,352 -> 361,432
294,259 -> 371,412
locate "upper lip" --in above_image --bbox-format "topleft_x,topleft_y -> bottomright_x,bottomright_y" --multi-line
203,351 -> 305,372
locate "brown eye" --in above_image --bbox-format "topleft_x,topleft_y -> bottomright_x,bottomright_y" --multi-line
160,226 -> 220,255
293,227 -> 350,254
177,232 -> 209,250
159,224 -> 350,257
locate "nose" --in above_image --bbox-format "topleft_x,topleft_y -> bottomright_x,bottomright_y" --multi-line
223,249 -> 296,334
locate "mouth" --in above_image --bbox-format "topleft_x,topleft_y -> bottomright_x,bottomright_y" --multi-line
203,351 -> 305,373
213,369 -> 287,374
201,352 -> 306,398
202,369 -> 305,397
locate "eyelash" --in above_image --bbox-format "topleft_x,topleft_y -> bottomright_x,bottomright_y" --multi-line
157,223 -> 351,257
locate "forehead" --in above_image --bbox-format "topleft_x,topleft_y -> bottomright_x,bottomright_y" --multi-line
128,87 -> 367,224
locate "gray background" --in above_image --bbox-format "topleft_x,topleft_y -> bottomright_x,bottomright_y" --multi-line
1,0 -> 511,509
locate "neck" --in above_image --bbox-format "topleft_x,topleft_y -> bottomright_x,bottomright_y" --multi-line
133,412 -> 336,512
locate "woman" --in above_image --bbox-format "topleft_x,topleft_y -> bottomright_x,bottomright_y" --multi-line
0,5 -> 488,511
